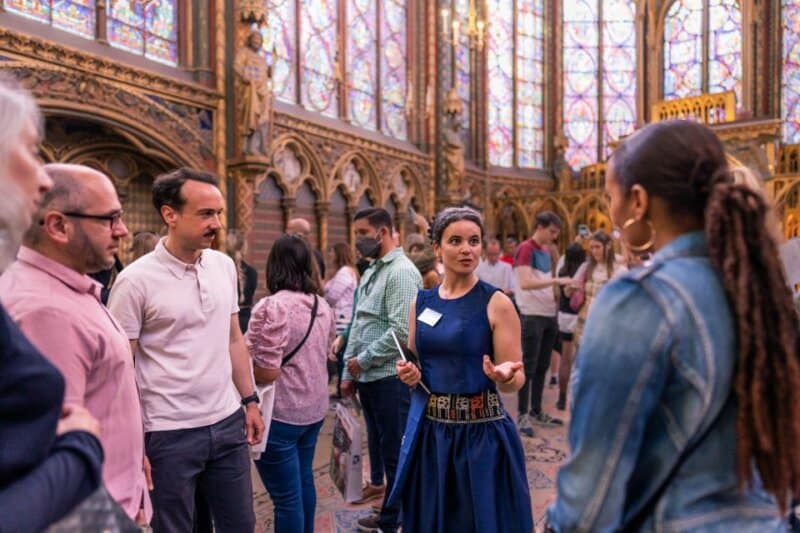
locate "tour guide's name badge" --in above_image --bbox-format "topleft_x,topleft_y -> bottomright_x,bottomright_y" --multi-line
418,308 -> 443,327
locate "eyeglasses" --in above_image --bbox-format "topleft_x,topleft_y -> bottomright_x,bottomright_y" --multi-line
62,210 -> 125,231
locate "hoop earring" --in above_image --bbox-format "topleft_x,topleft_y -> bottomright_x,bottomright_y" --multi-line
621,217 -> 655,253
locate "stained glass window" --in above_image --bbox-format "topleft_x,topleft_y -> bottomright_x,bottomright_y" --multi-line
487,0 -> 514,167
602,0 -> 637,160
664,0 -> 703,99
663,0 -> 742,103
380,0 -> 408,139
300,0 -> 338,117
563,0 -> 599,169
708,0 -> 742,97
487,0 -> 545,168
347,0 -> 377,130
5,0 -> 95,38
454,0 -> 471,148
782,0 -> 800,142
562,0 -> 636,168
516,0 -> 545,168
261,0 -> 296,102
108,0 -> 178,66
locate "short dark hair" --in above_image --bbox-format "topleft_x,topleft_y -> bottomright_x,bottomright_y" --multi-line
152,167 -> 219,218
353,207 -> 393,231
408,242 -> 425,254
535,211 -> 562,229
266,234 -> 319,295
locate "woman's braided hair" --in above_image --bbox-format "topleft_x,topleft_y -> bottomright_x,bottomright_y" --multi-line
613,120 -> 800,510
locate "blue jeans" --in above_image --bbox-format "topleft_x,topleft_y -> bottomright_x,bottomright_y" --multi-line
255,419 -> 324,533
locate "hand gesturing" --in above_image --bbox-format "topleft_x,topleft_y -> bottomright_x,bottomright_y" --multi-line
482,355 -> 522,384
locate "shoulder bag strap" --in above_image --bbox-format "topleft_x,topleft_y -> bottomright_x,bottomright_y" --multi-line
281,295 -> 319,367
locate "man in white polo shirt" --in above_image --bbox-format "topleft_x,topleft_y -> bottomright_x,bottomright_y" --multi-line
108,168 -> 264,533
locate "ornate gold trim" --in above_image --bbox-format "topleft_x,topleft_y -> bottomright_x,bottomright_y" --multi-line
0,28 -> 220,107
1,61 -> 213,168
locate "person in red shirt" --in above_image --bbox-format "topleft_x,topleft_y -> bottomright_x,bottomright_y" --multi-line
500,236 -> 518,265
513,212 -> 573,435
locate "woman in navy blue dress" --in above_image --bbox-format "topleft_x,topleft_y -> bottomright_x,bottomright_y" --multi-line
390,207 -> 533,532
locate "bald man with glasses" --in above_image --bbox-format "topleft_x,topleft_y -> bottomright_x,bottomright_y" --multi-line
0,163 -> 152,524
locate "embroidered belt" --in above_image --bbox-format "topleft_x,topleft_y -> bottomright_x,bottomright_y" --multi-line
425,390 -> 504,424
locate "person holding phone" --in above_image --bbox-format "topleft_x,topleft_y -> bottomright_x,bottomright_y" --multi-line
390,207 -> 533,533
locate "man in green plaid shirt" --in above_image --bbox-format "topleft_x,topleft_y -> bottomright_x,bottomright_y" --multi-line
341,208 -> 422,533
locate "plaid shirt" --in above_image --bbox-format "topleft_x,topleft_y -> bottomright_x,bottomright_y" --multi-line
342,247 -> 422,383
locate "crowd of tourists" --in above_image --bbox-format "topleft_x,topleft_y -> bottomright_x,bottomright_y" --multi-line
2,77 -> 799,533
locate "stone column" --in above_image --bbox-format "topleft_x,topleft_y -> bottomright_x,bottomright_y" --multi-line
281,197 -> 296,231
96,0 -> 108,43
315,200 -> 330,253
227,156 -> 270,241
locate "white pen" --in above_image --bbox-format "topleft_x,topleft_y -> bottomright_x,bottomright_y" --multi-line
391,330 -> 430,394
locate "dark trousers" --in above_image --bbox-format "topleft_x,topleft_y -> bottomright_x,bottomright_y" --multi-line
146,409 -> 255,533
518,315 -> 559,416
357,376 -> 410,531
362,394 -> 385,487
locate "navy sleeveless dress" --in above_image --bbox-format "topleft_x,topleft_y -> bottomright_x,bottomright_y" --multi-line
391,280 -> 533,532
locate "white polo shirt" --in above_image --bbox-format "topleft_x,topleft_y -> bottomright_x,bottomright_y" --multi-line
108,238 -> 240,432
475,259 -> 514,293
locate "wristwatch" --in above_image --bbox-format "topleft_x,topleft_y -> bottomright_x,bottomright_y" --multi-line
241,392 -> 260,407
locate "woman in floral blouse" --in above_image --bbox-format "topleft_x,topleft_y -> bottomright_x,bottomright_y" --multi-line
246,234 -> 336,533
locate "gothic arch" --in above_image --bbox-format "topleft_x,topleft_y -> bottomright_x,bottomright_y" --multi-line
773,178 -> 800,209
3,62 -> 214,170
328,150 -> 382,206
571,193 -> 613,234
268,133 -> 326,195
386,163 -> 429,215
530,197 -> 572,233
491,191 -> 529,240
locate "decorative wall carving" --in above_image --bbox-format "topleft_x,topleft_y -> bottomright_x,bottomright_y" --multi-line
2,61 -> 215,169
0,28 -> 219,107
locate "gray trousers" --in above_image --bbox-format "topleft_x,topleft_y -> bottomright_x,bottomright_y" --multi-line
146,409 -> 255,533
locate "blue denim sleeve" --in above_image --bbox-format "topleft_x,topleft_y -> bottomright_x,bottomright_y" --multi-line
547,277 -> 672,532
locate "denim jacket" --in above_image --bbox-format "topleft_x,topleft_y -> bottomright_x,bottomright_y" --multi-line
547,232 -> 782,532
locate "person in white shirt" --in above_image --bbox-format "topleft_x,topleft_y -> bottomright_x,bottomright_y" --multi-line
475,238 -> 514,297
109,168 -> 264,533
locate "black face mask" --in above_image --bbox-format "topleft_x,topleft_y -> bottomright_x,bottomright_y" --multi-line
356,233 -> 382,259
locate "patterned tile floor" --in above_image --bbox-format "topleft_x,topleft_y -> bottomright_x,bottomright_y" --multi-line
253,383 -> 570,533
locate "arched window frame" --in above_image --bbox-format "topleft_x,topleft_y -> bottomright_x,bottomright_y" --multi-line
261,0 -> 411,141
659,0 -> 744,103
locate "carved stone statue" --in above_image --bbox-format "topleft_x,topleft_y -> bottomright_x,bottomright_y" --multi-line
442,87 -> 466,197
499,204 -> 517,238
234,30 -> 273,156
552,135 -> 575,191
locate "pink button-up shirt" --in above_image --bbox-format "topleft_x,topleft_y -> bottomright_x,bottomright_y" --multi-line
0,247 -> 151,521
